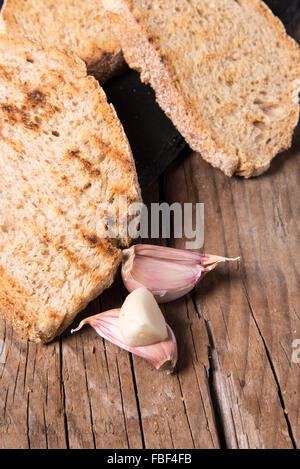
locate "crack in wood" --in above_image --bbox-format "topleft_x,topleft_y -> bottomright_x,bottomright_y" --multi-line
167,420 -> 175,448
26,390 -> 30,448
12,363 -> 20,403
129,355 -> 146,449
23,342 -> 29,390
192,361 -> 216,448
175,374 -> 196,448
190,293 -> 229,447
82,346 -> 96,449
182,294 -> 216,448
203,319 -> 236,449
242,283 -> 298,449
42,405 -> 48,449
3,387 -> 9,419
45,371 -> 48,406
115,357 -> 130,448
59,337 -> 70,449
102,339 -> 111,381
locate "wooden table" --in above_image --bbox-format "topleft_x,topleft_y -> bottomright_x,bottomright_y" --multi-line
0,124 -> 299,449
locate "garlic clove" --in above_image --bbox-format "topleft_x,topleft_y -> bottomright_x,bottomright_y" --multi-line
122,244 -> 240,303
71,309 -> 177,372
119,287 -> 168,346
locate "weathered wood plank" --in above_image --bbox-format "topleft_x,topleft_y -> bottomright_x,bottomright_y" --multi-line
61,279 -> 143,449
127,182 -> 220,449
130,300 -> 219,448
163,140 -> 300,448
0,142 -> 299,449
0,321 -> 66,449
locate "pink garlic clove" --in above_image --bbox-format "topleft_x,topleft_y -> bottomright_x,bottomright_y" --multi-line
71,309 -> 177,372
122,244 -> 240,303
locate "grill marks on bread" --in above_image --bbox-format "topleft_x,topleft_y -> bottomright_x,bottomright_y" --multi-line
66,149 -> 102,178
0,36 -> 141,342
1,102 -> 40,131
0,86 -> 60,132
26,89 -> 46,107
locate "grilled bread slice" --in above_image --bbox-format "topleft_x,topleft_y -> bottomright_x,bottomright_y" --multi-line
103,0 -> 300,177
0,35 -> 141,343
0,0 -> 126,83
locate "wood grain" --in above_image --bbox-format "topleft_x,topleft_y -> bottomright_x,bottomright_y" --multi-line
162,132 -> 300,448
0,138 -> 299,448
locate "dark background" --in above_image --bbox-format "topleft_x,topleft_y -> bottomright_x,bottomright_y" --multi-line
0,0 -> 299,189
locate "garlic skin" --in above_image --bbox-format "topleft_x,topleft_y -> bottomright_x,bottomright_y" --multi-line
122,244 -> 240,303
71,309 -> 177,372
120,287 -> 168,347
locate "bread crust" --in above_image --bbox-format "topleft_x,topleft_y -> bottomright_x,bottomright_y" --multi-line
103,0 -> 300,177
1,0 -> 126,83
0,35 -> 141,343
0,252 -> 121,343
87,49 -> 128,83
104,0 -> 239,176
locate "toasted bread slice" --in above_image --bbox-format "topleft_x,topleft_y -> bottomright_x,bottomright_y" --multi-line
0,0 -> 126,83
0,35 -> 141,343
103,0 -> 300,177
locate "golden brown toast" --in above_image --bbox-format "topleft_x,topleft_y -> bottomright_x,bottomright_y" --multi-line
103,0 -> 300,177
1,0 -> 126,82
0,35 -> 141,342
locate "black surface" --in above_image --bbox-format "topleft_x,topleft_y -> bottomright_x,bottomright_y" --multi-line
0,0 -> 299,191
103,70 -> 187,191
265,0 -> 300,25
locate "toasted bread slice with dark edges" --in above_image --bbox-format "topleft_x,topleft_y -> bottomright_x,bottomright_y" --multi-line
0,35 -> 141,342
0,0 -> 126,83
103,0 -> 300,177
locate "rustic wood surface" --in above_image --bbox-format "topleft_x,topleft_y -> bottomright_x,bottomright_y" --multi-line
0,124 -> 299,448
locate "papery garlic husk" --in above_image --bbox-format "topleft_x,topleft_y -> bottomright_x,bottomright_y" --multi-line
122,244 -> 240,303
71,309 -> 177,372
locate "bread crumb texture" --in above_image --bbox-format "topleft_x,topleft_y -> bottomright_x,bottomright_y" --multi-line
1,0 -> 125,82
0,36 -> 141,342
105,0 -> 300,176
